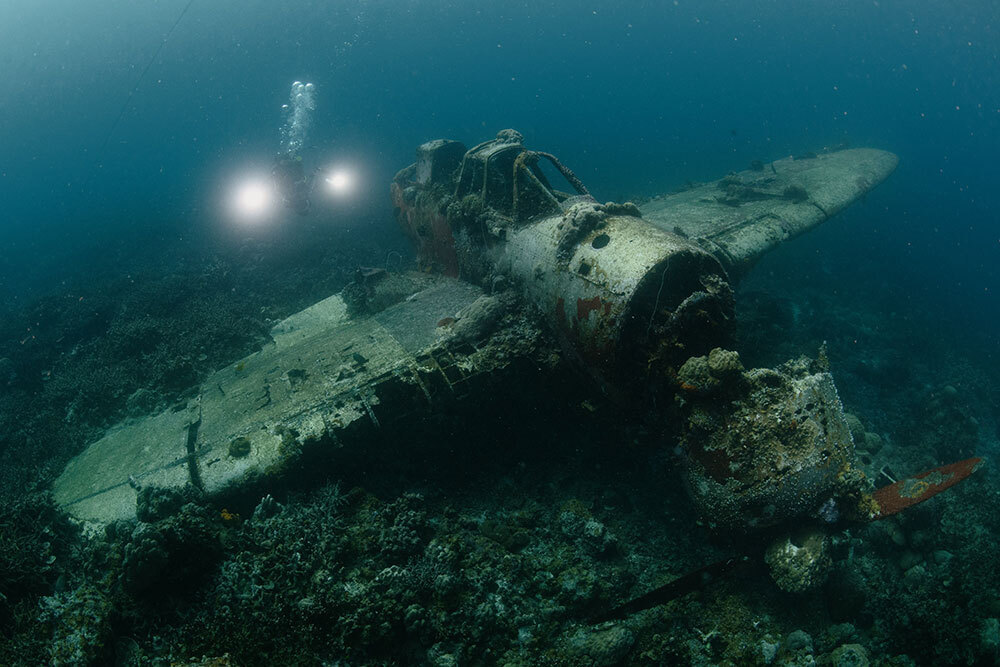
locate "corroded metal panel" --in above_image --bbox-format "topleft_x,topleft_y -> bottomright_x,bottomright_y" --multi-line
870,457 -> 983,519
639,149 -> 899,276
51,402 -> 197,526
502,211 -> 727,386
52,275 -> 524,529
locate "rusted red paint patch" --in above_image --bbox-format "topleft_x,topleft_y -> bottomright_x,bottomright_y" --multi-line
576,296 -> 611,321
391,182 -> 460,277
427,210 -> 460,277
871,457 -> 983,519
691,443 -> 736,483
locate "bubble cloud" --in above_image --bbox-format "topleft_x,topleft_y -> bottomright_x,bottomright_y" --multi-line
278,81 -> 316,158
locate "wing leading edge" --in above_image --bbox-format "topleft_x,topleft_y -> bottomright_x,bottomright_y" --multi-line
639,148 -> 899,278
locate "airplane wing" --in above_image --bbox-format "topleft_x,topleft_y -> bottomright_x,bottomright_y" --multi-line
639,148 -> 899,277
52,273 -> 541,529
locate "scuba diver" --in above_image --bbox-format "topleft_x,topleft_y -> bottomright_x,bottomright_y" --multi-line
271,155 -> 314,216
229,81 -> 352,223
272,81 -> 318,216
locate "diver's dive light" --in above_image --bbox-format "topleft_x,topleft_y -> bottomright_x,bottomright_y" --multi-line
230,177 -> 274,223
226,81 -> 361,224
324,168 -> 354,196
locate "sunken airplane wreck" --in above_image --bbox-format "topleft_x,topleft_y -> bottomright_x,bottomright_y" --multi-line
54,130 -> 980,607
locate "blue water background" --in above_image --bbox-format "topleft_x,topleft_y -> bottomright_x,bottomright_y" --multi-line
0,0 -> 996,340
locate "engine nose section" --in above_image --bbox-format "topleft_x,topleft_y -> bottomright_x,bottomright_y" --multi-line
501,202 -> 733,394
676,350 -> 862,532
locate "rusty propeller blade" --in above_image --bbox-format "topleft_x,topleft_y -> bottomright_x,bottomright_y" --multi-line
591,457 -> 985,622
590,555 -> 752,624
869,457 -> 983,520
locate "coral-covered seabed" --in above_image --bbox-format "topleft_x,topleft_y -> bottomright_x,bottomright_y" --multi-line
1,212 -> 997,666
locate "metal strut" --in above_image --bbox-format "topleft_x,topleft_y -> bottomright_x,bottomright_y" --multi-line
511,150 -> 592,221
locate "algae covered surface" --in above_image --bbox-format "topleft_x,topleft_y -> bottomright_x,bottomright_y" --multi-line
0,212 -> 998,665
2,1 -> 1000,665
